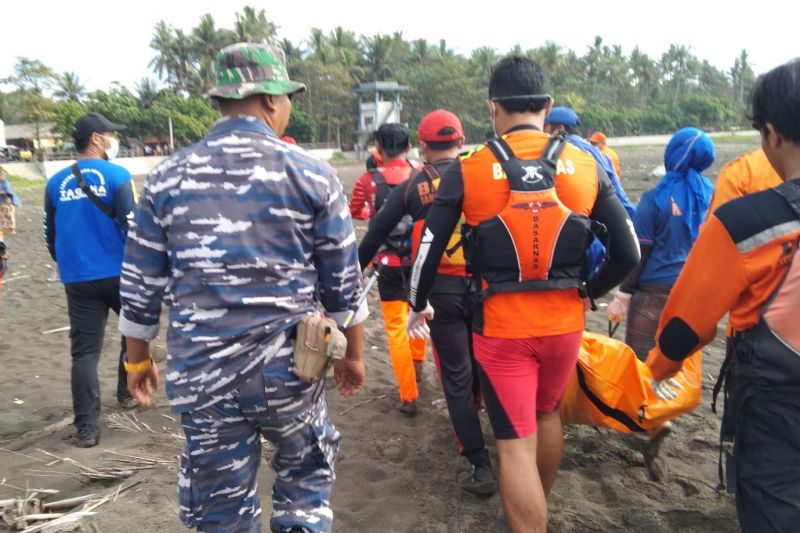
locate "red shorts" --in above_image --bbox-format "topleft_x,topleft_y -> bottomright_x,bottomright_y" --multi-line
473,331 -> 582,439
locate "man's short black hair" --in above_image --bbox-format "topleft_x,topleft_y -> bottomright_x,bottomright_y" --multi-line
750,58 -> 800,144
376,123 -> 410,158
424,139 -> 460,151
489,56 -> 549,114
75,134 -> 93,153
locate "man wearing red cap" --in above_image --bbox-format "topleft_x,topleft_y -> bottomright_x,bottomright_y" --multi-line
358,110 -> 495,494
588,131 -> 622,179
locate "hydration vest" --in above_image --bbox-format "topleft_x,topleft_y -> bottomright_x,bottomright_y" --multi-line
461,131 -> 601,297
369,163 -> 415,256
409,163 -> 468,277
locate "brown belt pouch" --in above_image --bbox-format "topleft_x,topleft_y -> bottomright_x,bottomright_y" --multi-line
293,315 -> 348,384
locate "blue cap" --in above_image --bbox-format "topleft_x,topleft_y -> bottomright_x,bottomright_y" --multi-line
545,107 -> 580,127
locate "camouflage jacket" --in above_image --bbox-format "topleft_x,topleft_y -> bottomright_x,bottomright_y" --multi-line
119,115 -> 366,412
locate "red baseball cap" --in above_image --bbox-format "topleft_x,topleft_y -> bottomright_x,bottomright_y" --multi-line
418,109 -> 463,142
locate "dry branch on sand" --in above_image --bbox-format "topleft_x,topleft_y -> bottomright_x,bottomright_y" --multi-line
0,448 -> 167,484
0,480 -> 142,532
104,413 -> 154,434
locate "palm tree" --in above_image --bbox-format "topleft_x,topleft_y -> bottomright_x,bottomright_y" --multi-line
135,78 -> 160,108
329,26 -> 359,67
234,6 -> 277,43
149,20 -> 178,88
436,39 -> 454,58
660,44 -> 699,101
411,39 -> 431,63
280,38 -> 304,64
469,47 -> 499,79
192,14 -> 236,93
54,72 -> 85,102
307,28 -> 331,64
629,47 -> 658,103
361,35 -> 394,80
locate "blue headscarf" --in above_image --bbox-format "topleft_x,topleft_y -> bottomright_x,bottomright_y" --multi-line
654,127 -> 714,242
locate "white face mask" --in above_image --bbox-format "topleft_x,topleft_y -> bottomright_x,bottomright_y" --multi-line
101,135 -> 119,160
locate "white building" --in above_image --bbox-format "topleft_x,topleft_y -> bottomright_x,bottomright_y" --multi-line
355,81 -> 409,147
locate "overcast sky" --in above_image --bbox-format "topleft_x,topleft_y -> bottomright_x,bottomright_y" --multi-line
1,0 -> 794,92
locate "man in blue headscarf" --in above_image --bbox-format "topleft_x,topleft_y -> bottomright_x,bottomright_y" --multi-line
608,127 -> 715,354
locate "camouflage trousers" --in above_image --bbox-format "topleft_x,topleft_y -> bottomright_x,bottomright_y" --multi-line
178,333 -> 340,532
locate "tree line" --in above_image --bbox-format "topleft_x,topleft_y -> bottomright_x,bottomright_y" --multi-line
0,6 -> 758,150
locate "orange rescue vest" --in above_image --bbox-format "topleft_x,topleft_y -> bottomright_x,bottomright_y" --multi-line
462,131 -> 601,296
409,163 -> 468,277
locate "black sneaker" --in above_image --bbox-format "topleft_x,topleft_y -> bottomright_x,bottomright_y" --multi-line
73,428 -> 99,448
461,463 -> 496,495
396,400 -> 418,417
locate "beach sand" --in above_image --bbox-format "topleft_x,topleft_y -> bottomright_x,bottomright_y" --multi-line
0,139 -> 757,532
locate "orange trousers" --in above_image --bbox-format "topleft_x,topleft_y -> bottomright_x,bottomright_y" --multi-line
380,300 -> 427,402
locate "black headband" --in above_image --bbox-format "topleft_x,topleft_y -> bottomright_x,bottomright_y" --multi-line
490,94 -> 552,103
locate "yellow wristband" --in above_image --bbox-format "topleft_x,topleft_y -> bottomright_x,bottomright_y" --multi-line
124,356 -> 153,373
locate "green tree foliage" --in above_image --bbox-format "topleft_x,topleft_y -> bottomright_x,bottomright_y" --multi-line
285,110 -> 317,142
4,57 -> 57,148
1,13 -> 764,153
138,14 -> 762,143
53,100 -> 86,139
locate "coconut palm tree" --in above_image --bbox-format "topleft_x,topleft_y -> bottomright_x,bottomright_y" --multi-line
149,21 -> 177,84
307,28 -> 331,64
135,78 -> 160,108
192,14 -> 236,94
361,35 -> 394,80
234,6 -> 277,43
469,47 -> 499,80
54,72 -> 86,103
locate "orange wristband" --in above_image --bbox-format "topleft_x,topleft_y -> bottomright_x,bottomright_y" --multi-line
124,356 -> 153,373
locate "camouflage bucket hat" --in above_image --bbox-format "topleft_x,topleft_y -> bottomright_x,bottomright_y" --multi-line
207,42 -> 307,100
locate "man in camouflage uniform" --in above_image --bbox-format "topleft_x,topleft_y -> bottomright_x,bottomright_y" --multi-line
118,42 -> 368,533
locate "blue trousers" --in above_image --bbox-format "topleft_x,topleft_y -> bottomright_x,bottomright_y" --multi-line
178,333 -> 340,532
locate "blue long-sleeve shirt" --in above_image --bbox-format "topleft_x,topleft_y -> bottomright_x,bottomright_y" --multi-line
118,115 -> 367,412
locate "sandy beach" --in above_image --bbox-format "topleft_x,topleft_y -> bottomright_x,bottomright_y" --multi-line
0,139 -> 757,532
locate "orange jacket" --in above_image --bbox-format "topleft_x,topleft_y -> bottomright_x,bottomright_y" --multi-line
601,145 -> 621,178
647,181 -> 800,381
709,149 -> 781,213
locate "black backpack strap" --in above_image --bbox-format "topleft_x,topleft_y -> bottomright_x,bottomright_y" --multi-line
486,132 -> 568,191
773,179 -> 800,218
404,163 -> 439,208
72,163 -> 118,223
485,136 -> 528,190
541,130 -> 569,165
369,169 -> 389,211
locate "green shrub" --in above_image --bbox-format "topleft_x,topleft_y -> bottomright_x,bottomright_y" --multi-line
328,151 -> 347,163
